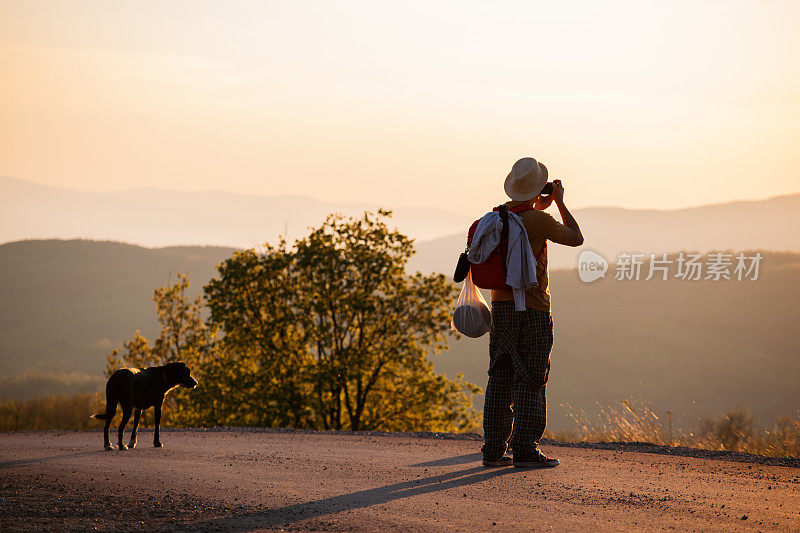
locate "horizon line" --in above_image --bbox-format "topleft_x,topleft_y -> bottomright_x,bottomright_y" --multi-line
2,174 -> 799,216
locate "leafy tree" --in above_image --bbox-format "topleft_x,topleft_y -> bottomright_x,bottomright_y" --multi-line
108,210 -> 480,432
205,210 -> 480,431
201,243 -> 314,427
293,210 -> 477,430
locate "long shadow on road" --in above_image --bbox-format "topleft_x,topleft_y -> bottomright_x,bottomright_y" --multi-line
180,462 -> 521,531
0,450 -> 105,470
410,452 -> 483,467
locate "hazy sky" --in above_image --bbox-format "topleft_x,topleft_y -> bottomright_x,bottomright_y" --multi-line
1,1 -> 798,216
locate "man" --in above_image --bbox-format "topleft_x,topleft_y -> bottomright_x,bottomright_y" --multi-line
482,157 -> 583,468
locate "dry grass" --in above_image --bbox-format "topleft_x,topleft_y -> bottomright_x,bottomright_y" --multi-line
548,398 -> 800,458
0,394 -> 105,432
2,393 -> 799,459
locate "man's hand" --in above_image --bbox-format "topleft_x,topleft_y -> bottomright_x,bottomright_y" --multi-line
534,194 -> 554,210
551,179 -> 565,205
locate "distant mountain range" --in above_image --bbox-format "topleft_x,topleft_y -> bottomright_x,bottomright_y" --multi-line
4,177 -> 800,272
1,239 -> 798,433
0,176 -> 472,247
409,192 -> 800,272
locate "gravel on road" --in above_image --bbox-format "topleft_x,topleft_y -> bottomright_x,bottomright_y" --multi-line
1,429 -> 798,531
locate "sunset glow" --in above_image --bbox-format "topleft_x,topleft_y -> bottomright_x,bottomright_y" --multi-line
1,0 -> 798,216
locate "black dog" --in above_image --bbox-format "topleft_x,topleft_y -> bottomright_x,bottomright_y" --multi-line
92,362 -> 197,450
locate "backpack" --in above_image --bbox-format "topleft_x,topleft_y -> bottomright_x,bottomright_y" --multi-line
454,203 -> 546,291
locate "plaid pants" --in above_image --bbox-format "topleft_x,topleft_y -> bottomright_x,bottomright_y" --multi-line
482,300 -> 554,458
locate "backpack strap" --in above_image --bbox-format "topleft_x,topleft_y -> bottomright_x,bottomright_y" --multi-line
497,204 -> 510,242
496,205 -> 510,281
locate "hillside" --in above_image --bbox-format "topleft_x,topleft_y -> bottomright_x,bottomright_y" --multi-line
434,252 -> 800,431
1,240 -> 798,433
408,193 -> 800,272
0,240 -> 236,378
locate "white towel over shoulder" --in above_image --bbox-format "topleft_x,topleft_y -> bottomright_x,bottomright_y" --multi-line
467,211 -> 538,311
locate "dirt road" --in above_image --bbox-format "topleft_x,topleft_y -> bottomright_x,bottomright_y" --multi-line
1,429 -> 798,531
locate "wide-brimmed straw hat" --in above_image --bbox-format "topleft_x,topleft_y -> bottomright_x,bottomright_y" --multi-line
504,157 -> 548,201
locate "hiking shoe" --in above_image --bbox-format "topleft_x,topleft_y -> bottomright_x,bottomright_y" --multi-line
513,451 -> 560,468
482,454 -> 513,467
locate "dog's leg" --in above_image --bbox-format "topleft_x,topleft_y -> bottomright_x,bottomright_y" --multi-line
117,405 -> 132,451
103,396 -> 117,451
127,409 -> 141,449
153,403 -> 163,447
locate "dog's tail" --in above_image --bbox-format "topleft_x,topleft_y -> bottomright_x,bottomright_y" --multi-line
91,413 -> 108,420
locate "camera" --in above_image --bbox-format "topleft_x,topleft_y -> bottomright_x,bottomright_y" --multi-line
540,182 -> 553,195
